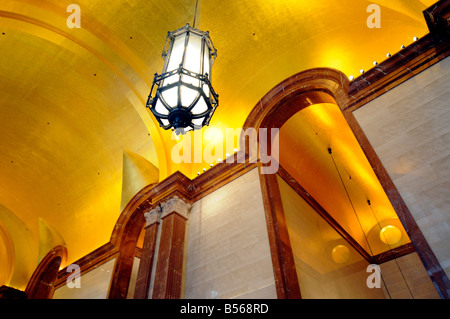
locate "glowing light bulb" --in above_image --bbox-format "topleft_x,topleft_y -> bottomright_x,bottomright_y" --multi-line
331,245 -> 350,264
380,225 -> 402,245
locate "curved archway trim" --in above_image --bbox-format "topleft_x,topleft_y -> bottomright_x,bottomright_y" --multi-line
25,245 -> 67,299
245,66 -> 449,299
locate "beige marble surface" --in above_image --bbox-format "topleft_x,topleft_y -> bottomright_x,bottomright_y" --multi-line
380,252 -> 440,299
184,168 -> 277,299
53,258 -> 116,299
354,57 -> 450,280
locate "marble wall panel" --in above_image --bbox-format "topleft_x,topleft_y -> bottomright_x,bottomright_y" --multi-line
354,57 -> 450,279
184,168 -> 277,299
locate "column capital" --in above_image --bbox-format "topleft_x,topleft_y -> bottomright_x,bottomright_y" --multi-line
161,196 -> 191,219
144,206 -> 162,227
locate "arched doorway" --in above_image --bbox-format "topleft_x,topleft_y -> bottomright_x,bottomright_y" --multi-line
243,67 -> 444,298
25,245 -> 67,299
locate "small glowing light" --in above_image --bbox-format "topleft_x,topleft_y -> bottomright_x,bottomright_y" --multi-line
209,163 -> 213,167
349,75 -> 354,81
331,245 -> 350,264
203,168 -> 206,172
413,36 -> 418,41
197,172 -> 200,175
373,61 -> 378,66
359,69 -> 364,74
401,44 -> 405,49
226,153 -> 229,157
380,225 -> 402,245
217,158 -> 222,163
386,53 -> 391,57
233,148 -> 238,152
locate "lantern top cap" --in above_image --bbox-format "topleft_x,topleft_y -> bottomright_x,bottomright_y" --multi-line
168,23 -> 208,37
165,23 -> 217,58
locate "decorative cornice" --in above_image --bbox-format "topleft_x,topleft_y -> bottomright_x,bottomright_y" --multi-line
344,2 -> 449,113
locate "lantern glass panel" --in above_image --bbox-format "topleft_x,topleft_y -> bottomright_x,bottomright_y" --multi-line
184,33 -> 202,74
191,96 -> 208,115
181,85 -> 198,107
161,86 -> 178,107
192,117 -> 205,126
160,118 -> 170,126
155,99 -> 169,115
203,82 -> 210,98
203,42 -> 210,76
166,35 -> 185,72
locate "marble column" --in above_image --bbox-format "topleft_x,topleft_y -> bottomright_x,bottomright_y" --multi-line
134,206 -> 161,299
152,196 -> 191,299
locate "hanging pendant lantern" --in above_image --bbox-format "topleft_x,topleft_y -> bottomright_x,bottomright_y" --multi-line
146,23 -> 219,135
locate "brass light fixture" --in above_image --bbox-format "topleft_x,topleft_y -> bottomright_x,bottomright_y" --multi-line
146,23 -> 219,135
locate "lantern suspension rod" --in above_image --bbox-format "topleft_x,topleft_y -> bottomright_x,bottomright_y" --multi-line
327,148 -> 374,256
328,148 -> 397,298
193,0 -> 200,28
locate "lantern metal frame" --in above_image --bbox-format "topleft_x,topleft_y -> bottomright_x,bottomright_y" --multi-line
146,23 -> 219,135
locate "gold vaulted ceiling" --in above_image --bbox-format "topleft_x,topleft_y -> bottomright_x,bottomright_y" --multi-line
0,0 -> 434,289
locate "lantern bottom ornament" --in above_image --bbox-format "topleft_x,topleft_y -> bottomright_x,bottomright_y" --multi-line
146,23 -> 218,135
